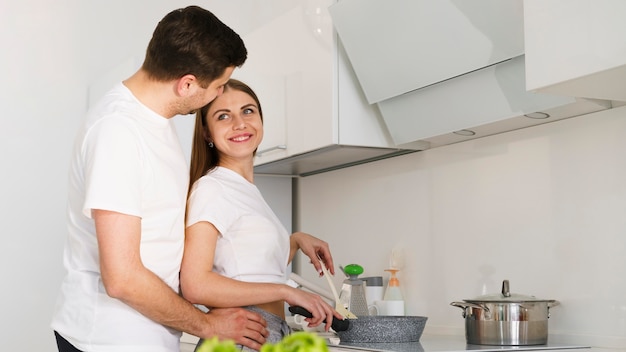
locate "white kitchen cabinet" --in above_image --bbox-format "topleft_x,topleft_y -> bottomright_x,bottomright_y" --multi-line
234,3 -> 333,164
328,0 -> 525,104
233,0 -> 422,177
524,0 -> 626,101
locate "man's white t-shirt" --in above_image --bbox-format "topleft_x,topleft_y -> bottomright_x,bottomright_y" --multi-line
51,83 -> 188,352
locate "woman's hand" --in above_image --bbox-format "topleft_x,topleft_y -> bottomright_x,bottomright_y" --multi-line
289,232 -> 334,276
283,286 -> 343,331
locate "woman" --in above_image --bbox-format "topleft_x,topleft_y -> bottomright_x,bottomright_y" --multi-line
181,79 -> 343,350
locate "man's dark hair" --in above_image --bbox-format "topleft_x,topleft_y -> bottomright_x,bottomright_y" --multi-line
142,6 -> 247,87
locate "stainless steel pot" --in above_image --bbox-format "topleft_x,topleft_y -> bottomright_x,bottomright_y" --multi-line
450,280 -> 559,346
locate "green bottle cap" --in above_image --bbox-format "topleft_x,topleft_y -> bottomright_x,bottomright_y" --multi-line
343,264 -> 364,276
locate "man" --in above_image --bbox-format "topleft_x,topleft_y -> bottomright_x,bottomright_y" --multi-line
51,6 -> 269,351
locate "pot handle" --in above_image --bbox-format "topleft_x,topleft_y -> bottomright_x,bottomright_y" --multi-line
450,301 -> 489,318
547,300 -> 560,318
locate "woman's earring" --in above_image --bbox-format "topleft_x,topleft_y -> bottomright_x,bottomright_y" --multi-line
208,141 -> 214,148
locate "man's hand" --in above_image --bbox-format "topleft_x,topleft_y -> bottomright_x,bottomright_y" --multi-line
204,307 -> 269,351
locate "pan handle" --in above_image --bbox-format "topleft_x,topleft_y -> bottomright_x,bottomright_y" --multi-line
288,306 -> 350,332
450,301 -> 489,318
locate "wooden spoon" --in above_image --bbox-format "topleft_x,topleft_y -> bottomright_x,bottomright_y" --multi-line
318,256 -> 358,319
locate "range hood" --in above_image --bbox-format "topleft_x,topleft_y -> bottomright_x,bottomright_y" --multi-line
376,55 -> 612,148
328,0 -> 526,105
328,0 -> 613,149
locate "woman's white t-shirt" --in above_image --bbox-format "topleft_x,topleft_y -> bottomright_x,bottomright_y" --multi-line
51,83 -> 188,352
186,167 -> 290,284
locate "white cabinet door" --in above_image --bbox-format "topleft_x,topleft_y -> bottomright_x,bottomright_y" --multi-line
524,0 -> 626,101
234,2 -> 335,166
234,19 -> 289,163
235,68 -> 288,162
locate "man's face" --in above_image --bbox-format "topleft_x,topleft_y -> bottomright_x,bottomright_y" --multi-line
183,66 -> 235,115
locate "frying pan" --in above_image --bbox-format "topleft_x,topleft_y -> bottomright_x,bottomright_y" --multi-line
289,306 -> 428,343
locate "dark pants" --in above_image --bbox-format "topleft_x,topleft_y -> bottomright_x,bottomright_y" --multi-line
55,331 -> 84,352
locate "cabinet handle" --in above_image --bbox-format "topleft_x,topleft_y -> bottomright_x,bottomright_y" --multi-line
256,145 -> 287,157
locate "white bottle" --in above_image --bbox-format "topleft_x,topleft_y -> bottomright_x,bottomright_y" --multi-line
363,276 -> 384,305
382,268 -> 405,316
383,268 -> 403,301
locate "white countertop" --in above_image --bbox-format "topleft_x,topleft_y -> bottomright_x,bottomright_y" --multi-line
181,332 -> 618,352
329,334 -> 591,352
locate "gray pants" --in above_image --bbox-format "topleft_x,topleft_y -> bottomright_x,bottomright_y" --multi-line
195,306 -> 292,352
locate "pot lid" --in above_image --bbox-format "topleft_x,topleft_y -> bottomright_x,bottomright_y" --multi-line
464,280 -> 556,303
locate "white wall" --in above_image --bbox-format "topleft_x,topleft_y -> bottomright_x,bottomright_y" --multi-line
0,1 -> 295,351
295,106 -> 626,350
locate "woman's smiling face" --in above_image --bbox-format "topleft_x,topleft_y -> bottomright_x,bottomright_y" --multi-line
204,87 -> 264,163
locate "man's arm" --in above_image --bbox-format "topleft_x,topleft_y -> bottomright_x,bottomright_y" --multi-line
94,209 -> 268,349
